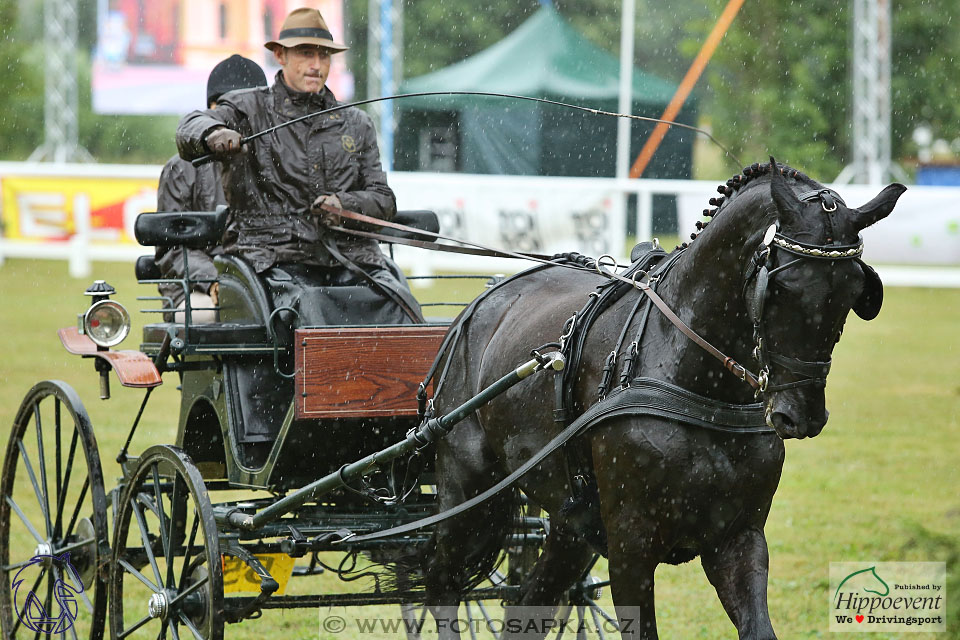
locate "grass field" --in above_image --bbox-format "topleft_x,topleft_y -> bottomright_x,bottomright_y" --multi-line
0,256 -> 957,639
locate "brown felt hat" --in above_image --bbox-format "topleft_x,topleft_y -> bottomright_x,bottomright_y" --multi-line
264,8 -> 348,52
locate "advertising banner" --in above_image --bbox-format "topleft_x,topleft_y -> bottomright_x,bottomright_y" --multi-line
0,169 -> 159,245
93,0 -> 350,115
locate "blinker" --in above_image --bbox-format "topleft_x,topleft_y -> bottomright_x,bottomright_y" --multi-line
762,224 -> 777,246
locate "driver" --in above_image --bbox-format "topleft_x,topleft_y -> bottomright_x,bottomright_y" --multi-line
175,7 -> 422,326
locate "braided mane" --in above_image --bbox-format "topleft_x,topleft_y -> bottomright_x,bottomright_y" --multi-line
678,162 -> 822,249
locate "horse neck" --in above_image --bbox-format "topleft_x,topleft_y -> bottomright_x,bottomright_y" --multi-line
650,188 -> 775,403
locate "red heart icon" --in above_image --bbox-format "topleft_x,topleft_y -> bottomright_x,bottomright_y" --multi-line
856,615 -> 864,623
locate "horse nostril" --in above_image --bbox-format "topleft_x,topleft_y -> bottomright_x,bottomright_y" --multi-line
771,411 -> 799,437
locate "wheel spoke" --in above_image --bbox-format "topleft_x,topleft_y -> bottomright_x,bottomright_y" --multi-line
177,510 -> 200,591
578,554 -> 600,581
42,570 -> 54,639
63,476 -> 89,540
584,597 -> 618,627
167,573 -> 208,608
178,611 -> 206,640
463,601 -> 478,640
117,613 -> 155,638
2,557 -> 41,571
163,472 -> 185,589
476,601 -> 500,640
11,565 -> 47,635
116,556 -> 161,593
589,604 -> 607,638
167,619 -> 182,640
77,575 -> 95,613
16,439 -> 51,537
55,535 -> 95,556
56,561 -> 95,614
131,495 -> 165,587
6,494 -> 45,543
34,401 -> 54,540
54,398 -> 62,536
54,428 -> 80,540
554,603 -> 573,640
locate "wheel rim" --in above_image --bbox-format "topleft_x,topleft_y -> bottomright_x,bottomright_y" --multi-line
109,446 -> 223,640
0,381 -> 108,639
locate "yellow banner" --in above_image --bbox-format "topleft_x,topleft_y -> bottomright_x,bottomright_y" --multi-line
1,175 -> 158,244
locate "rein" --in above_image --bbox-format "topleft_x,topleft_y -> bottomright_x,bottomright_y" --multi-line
324,191 -> 863,397
322,205 -> 767,394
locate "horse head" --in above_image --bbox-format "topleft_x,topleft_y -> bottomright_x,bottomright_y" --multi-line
749,157 -> 905,439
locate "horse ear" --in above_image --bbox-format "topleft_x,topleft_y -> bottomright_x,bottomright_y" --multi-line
851,183 -> 907,231
768,156 -> 802,223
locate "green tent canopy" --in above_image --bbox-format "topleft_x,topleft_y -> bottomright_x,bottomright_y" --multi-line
394,6 -> 697,179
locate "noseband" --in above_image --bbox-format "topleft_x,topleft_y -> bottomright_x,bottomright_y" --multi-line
744,189 -> 863,394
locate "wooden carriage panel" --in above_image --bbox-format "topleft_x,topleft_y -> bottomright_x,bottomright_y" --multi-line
295,325 -> 448,419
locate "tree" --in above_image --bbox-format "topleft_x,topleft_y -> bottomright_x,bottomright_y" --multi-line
693,0 -> 960,180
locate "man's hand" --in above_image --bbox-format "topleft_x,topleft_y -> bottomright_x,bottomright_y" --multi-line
209,282 -> 220,306
311,194 -> 343,227
205,128 -> 245,156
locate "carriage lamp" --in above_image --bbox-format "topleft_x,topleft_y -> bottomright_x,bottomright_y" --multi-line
78,280 -> 131,400
83,300 -> 131,348
80,281 -> 131,348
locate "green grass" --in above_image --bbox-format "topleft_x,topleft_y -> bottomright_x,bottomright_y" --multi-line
0,257 -> 958,638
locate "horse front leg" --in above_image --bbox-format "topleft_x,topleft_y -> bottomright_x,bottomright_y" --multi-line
606,547 -> 659,639
701,526 -> 777,640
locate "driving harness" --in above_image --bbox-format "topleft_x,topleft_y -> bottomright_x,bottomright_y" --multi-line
340,190 -> 880,547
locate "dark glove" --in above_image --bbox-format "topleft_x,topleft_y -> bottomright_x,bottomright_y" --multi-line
311,194 -> 343,227
205,128 -> 245,156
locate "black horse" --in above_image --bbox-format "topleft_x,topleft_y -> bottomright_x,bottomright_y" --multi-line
420,160 -> 905,638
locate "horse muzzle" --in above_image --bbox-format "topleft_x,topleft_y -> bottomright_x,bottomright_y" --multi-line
765,394 -> 829,439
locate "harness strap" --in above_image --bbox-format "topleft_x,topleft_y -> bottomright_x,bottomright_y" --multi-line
599,294 -> 645,399
346,377 -> 772,543
619,297 -> 655,386
633,279 -> 762,390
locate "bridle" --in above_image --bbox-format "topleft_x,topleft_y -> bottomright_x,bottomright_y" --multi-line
743,188 -> 863,395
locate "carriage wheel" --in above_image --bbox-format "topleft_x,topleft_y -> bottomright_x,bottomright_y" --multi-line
109,445 -> 223,640
556,554 -> 619,639
0,380 -> 109,639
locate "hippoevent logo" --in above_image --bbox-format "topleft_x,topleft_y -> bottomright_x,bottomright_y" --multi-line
829,562 -> 946,633
11,553 -> 85,634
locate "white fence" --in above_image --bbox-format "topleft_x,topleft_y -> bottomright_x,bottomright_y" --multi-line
1,162 -> 958,285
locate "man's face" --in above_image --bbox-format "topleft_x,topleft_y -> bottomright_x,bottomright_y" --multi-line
274,44 -> 332,93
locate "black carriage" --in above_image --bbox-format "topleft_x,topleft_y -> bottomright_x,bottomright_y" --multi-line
0,207 -> 610,639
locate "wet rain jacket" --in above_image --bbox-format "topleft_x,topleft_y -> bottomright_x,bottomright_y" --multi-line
176,72 -> 396,273
155,156 -> 224,306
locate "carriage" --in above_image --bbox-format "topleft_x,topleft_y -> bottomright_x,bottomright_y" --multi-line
0,206 -> 612,639
1,160 -> 905,640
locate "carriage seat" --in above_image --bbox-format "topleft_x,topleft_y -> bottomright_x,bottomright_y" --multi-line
380,210 -> 439,240
134,206 -> 229,248
135,208 -> 436,351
